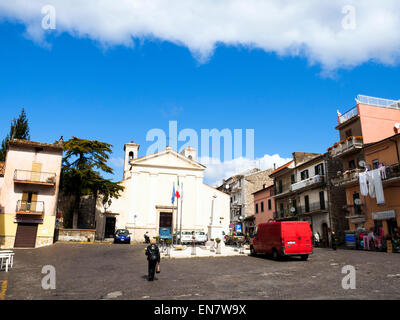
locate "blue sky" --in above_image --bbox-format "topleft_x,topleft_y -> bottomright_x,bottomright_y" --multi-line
1,3 -> 400,185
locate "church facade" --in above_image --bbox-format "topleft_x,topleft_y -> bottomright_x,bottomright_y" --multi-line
98,142 -> 230,242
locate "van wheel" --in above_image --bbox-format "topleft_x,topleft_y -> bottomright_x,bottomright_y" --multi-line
272,249 -> 279,261
300,254 -> 309,261
250,246 -> 256,256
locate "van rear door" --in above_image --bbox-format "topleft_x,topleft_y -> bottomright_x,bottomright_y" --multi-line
281,222 -> 312,255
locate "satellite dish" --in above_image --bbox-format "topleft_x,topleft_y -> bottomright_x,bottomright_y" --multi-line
359,160 -> 366,168
354,199 -> 362,205
395,123 -> 400,130
290,207 -> 296,213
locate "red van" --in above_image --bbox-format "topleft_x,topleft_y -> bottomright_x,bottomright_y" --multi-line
250,222 -> 313,261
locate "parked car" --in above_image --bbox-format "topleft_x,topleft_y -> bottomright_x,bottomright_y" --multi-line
176,231 -> 194,244
114,229 -> 131,244
224,232 -> 245,245
194,231 -> 208,244
250,222 -> 313,261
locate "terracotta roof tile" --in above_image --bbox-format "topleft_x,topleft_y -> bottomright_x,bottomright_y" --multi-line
270,160 -> 294,175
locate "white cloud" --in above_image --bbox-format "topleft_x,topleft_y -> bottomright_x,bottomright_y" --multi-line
1,1 -> 400,71
201,154 -> 291,187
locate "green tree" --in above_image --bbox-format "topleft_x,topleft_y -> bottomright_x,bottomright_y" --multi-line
61,137 -> 124,229
0,108 -> 30,161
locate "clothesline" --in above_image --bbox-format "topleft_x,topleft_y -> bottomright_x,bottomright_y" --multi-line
359,167 -> 385,205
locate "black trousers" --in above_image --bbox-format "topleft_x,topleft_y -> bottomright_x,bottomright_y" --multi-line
148,261 -> 157,280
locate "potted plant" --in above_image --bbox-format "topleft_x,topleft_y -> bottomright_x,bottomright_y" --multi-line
155,235 -> 160,244
210,238 -> 215,252
215,238 -> 222,254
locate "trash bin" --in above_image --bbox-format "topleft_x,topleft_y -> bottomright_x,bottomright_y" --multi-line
345,232 -> 356,249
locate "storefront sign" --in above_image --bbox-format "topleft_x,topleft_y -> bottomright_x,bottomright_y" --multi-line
372,210 -> 396,220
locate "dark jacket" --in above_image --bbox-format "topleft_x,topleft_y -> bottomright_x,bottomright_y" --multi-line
145,244 -> 160,263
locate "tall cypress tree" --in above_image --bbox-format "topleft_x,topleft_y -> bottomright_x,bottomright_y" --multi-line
0,108 -> 30,161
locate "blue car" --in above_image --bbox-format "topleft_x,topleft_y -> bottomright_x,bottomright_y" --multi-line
114,229 -> 131,244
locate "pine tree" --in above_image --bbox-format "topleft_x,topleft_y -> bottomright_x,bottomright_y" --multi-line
60,137 -> 124,229
0,108 -> 30,161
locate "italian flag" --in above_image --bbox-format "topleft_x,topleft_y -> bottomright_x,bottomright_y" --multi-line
176,178 -> 181,199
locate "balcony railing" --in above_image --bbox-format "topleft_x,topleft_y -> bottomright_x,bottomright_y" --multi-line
14,169 -> 56,185
291,175 -> 324,192
338,107 -> 358,124
383,163 -> 400,181
344,204 -> 366,220
274,183 -> 292,196
297,202 -> 328,215
332,163 -> 400,187
328,136 -> 363,157
16,200 -> 45,214
331,168 -> 363,186
274,210 -> 287,219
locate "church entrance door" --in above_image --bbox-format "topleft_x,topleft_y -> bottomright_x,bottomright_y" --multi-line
159,212 -> 173,239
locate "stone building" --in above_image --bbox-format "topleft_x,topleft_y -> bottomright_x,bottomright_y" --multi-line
218,168 -> 273,235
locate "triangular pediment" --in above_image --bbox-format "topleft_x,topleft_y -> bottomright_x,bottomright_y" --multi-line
131,149 -> 206,171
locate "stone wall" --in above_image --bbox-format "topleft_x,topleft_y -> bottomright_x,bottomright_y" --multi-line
244,169 -> 274,218
325,154 -> 348,244
55,228 -> 96,242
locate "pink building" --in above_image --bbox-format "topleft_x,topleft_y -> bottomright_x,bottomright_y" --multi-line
253,185 -> 275,226
0,139 -> 63,248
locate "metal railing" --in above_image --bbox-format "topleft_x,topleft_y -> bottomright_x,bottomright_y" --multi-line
383,163 -> 400,181
329,136 -> 363,157
297,202 -> 328,214
339,107 -> 358,124
291,175 -> 324,192
344,204 -> 365,219
274,182 -> 292,195
356,94 -> 400,109
14,169 -> 56,185
16,200 -> 45,214
332,163 -> 400,187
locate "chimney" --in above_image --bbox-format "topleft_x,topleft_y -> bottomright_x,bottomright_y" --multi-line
273,163 -> 276,170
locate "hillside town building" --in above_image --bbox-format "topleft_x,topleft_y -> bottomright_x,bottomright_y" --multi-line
0,139 -> 63,248
330,95 -> 400,242
217,168 -> 273,235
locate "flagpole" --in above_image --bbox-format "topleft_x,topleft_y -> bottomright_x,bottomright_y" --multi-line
179,182 -> 183,245
175,192 -> 179,245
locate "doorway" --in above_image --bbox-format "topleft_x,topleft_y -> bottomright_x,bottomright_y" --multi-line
159,212 -> 173,239
104,217 -> 116,238
14,223 -> 38,248
322,223 -> 329,248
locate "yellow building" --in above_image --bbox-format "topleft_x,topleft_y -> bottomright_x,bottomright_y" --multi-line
0,139 -> 63,248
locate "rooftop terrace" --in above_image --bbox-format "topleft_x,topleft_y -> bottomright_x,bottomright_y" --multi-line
338,95 -> 400,125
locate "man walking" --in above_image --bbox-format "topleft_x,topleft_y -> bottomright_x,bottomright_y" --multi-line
145,239 -> 160,281
331,231 -> 337,251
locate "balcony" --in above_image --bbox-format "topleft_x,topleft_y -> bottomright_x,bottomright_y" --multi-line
328,136 -> 363,158
274,183 -> 292,197
14,169 -> 56,186
291,175 -> 324,192
331,168 -> 363,186
343,204 -> 366,224
338,107 -> 358,125
383,163 -> 400,182
332,163 -> 400,187
16,200 -> 45,215
297,202 -> 328,215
